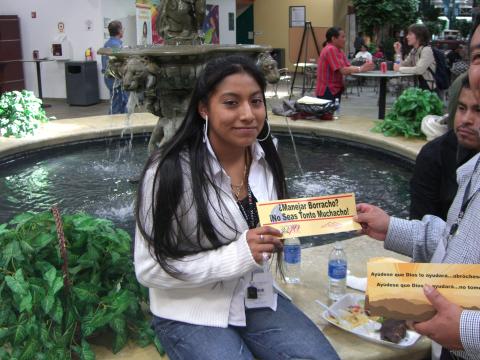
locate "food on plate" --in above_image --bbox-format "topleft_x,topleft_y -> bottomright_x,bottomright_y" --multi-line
327,298 -> 408,344
327,300 -> 382,329
380,319 -> 408,343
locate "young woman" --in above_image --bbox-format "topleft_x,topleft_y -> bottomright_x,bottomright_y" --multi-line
134,55 -> 339,359
393,24 -> 436,92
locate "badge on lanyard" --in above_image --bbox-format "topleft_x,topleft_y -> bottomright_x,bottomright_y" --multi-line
245,253 -> 277,310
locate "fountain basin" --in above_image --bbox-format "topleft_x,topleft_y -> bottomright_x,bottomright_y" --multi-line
0,112 -> 424,163
0,113 -> 420,246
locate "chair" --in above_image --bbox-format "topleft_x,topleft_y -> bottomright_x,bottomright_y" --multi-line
274,68 -> 292,97
344,75 -> 361,97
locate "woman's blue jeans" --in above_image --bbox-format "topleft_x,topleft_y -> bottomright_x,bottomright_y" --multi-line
152,295 -> 339,360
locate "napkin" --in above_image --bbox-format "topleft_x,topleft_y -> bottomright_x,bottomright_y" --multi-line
346,274 -> 367,292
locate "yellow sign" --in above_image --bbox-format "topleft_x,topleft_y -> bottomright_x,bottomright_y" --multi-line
256,193 -> 361,238
367,262 -> 480,321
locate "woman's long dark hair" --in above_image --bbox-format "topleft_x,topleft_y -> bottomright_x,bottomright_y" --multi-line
135,55 -> 287,277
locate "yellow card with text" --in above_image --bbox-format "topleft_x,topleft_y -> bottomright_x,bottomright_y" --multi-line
367,262 -> 480,321
256,193 -> 361,238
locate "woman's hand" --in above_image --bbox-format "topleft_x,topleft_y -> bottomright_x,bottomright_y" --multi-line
393,63 -> 401,72
246,226 -> 283,264
353,203 -> 390,241
393,41 -> 402,54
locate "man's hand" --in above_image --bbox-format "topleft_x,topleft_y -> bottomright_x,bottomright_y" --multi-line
413,285 -> 463,350
353,203 -> 390,241
361,62 -> 375,72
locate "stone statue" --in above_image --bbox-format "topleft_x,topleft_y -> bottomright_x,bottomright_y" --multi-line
256,51 -> 280,85
106,49 -> 280,153
156,0 -> 206,45
113,56 -> 162,116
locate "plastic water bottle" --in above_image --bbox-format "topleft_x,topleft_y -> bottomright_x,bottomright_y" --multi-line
284,237 -> 301,284
328,242 -> 347,301
333,98 -> 340,120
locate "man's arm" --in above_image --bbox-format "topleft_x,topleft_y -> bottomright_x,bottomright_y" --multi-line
339,62 -> 375,75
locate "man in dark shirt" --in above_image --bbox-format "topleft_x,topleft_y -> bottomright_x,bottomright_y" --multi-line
410,72 -> 479,220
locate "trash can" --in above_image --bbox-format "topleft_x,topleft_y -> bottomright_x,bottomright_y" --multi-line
65,61 -> 99,106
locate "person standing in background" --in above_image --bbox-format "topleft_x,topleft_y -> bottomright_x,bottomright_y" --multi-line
101,20 -> 128,114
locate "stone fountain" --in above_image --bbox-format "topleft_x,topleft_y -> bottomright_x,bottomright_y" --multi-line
98,0 -> 279,153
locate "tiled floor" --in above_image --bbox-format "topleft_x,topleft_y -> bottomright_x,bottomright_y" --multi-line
44,74 -> 402,122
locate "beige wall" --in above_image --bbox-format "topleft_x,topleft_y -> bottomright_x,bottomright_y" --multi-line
334,0 -> 350,33
253,0 -> 334,69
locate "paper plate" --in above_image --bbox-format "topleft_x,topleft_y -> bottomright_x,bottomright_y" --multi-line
321,293 -> 422,349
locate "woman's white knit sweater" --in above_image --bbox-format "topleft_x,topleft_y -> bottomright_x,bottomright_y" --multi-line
134,140 -> 277,328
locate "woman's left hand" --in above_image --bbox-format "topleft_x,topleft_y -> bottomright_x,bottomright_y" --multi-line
246,226 -> 283,264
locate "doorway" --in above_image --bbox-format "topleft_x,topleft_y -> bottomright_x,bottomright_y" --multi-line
236,4 -> 253,44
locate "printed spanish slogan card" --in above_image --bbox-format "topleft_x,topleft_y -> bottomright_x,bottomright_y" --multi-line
366,260 -> 480,321
256,193 -> 361,238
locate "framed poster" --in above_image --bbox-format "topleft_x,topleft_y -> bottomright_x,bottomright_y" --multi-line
203,4 -> 220,44
289,6 -> 305,28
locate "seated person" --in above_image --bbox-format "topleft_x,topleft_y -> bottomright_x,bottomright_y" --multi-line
393,24 -> 436,92
355,44 -> 373,62
447,44 -> 464,68
410,73 -> 478,220
134,55 -> 340,360
315,27 -> 374,103
447,45 -> 470,80
373,45 -> 385,59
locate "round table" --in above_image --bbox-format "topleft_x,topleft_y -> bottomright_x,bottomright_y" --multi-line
0,58 -> 54,107
351,71 -> 414,119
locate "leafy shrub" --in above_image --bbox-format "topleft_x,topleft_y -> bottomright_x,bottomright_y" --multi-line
372,87 -> 444,138
0,90 -> 52,138
0,211 -> 163,359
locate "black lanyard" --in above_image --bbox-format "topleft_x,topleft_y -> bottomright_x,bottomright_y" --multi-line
449,156 -> 480,237
237,185 -> 259,229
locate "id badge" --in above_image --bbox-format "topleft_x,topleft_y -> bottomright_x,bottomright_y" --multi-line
245,271 -> 277,310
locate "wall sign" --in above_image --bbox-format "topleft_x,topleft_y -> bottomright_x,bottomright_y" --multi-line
289,6 -> 305,28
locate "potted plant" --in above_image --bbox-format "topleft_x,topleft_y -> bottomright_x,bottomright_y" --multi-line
0,90 -> 52,138
372,87 -> 444,138
0,210 -> 164,359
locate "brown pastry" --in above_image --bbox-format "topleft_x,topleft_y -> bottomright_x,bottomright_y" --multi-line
380,319 -> 407,343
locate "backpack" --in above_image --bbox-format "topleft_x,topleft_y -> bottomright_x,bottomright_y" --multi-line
427,46 -> 451,90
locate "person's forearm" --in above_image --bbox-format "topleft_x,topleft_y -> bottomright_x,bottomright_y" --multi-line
340,66 -> 362,75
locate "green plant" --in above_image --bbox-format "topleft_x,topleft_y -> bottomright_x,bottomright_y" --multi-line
0,90 -> 52,138
352,0 -> 417,41
372,87 -> 444,138
450,19 -> 471,39
0,211 -> 164,359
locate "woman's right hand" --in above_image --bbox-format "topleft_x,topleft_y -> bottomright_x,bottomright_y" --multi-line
246,226 -> 284,264
393,42 -> 402,54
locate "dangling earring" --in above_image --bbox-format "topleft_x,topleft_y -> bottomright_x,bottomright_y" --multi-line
203,115 -> 208,143
257,119 -> 270,142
